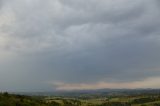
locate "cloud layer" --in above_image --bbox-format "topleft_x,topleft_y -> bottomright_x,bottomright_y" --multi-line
0,0 -> 160,91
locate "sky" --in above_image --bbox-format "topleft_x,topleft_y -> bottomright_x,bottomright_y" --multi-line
0,0 -> 160,92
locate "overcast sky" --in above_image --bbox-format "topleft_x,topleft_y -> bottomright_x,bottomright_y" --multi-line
0,0 -> 160,91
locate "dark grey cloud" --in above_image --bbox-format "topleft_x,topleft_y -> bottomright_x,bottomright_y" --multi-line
0,0 -> 3,8
0,0 -> 160,91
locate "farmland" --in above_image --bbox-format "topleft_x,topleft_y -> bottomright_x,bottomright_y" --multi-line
1,89 -> 160,106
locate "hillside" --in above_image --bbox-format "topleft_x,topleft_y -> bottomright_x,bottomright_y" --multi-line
1,91 -> 160,106
0,92 -> 48,106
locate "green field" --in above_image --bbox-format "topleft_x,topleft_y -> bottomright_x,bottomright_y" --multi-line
45,95 -> 160,106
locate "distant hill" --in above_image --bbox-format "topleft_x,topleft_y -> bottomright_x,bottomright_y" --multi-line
12,89 -> 160,97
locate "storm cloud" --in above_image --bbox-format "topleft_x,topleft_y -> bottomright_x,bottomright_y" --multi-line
0,0 -> 160,91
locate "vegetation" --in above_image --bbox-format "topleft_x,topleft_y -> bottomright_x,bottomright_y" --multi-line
1,90 -> 160,106
0,92 -> 47,106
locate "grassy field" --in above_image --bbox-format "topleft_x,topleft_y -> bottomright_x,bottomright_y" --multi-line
45,95 -> 160,106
